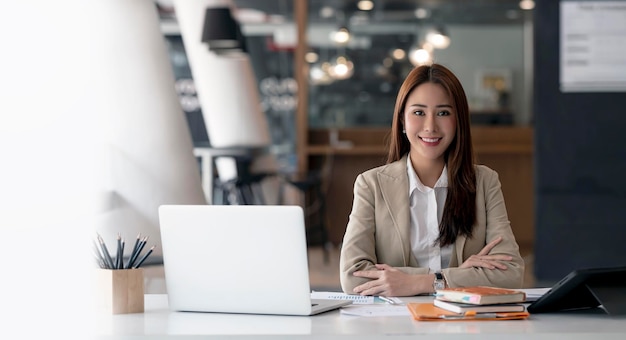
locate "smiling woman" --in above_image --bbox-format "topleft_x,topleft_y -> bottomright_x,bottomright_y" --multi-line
339,64 -> 524,297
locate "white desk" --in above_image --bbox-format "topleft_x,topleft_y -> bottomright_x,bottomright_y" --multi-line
94,294 -> 626,339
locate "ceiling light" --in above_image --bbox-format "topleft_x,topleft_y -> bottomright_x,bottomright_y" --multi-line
320,6 -> 335,18
414,8 -> 430,19
409,47 -> 432,66
357,0 -> 374,11
201,7 -> 247,55
305,51 -> 319,63
391,48 -> 406,60
425,27 -> 450,49
519,0 -> 535,10
331,27 -> 351,44
328,56 -> 354,80
310,63 -> 334,85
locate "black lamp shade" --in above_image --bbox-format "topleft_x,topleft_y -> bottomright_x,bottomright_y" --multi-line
201,7 -> 247,54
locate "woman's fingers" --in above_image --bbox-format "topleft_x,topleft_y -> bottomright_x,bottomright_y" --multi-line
353,277 -> 383,295
476,259 -> 507,270
479,254 -> 513,261
354,285 -> 381,296
477,236 -> 503,256
374,263 -> 392,270
460,254 -> 513,270
460,236 -> 514,269
353,264 -> 393,295
353,269 -> 381,279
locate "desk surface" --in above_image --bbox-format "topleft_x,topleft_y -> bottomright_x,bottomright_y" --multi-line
94,294 -> 626,339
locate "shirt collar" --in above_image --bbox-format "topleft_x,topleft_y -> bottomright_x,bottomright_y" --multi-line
407,155 -> 449,194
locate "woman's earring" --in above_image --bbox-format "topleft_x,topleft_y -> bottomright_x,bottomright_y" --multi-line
402,129 -> 406,134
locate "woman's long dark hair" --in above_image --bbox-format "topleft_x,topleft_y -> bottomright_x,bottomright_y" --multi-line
386,63 -> 476,246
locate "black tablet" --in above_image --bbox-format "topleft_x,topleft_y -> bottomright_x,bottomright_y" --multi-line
527,266 -> 626,315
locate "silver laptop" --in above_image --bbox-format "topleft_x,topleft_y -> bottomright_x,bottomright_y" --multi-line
158,204 -> 352,316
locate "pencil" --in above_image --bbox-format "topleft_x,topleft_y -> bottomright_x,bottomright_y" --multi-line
130,236 -> 149,268
128,235 -> 148,269
125,233 -> 142,269
93,239 -> 106,268
133,245 -> 155,269
118,238 -> 125,269
115,234 -> 122,269
98,234 -> 115,269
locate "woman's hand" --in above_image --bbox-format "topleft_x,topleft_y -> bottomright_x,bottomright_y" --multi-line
459,236 -> 513,270
352,264 -> 427,297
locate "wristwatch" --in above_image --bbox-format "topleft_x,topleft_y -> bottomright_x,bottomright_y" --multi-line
433,272 -> 446,291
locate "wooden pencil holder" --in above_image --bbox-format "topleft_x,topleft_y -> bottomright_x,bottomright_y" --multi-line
96,268 -> 144,314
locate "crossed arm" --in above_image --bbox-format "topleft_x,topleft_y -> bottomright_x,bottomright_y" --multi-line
350,236 -> 512,297
340,167 -> 524,297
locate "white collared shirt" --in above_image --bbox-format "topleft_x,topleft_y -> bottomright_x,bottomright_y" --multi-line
407,155 -> 453,273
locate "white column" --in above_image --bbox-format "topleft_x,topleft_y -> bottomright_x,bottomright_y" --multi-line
92,0 -> 207,256
172,0 -> 280,203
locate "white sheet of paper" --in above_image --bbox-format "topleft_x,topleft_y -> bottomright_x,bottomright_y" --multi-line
340,305 -> 410,317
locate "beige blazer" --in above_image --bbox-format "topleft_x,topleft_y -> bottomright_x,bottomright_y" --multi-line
339,155 -> 524,294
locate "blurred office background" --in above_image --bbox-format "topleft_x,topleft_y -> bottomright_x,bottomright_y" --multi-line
156,0 -> 536,291
156,0 -> 626,290
2,0 -> 626,305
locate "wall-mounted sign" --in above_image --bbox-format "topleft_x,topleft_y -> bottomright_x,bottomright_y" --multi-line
560,1 -> 626,92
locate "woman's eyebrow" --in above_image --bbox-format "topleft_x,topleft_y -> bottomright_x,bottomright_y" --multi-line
407,103 -> 453,109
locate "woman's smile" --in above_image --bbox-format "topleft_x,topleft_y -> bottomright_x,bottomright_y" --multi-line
419,136 -> 442,145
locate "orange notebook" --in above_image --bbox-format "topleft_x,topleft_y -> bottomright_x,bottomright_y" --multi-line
407,303 -> 530,321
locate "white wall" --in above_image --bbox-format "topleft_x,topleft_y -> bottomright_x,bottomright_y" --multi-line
0,0 -> 205,333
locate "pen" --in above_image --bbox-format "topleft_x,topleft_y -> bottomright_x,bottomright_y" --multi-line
378,296 -> 398,305
133,245 -> 155,269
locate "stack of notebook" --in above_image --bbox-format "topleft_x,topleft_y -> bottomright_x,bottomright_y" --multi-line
407,286 -> 529,321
